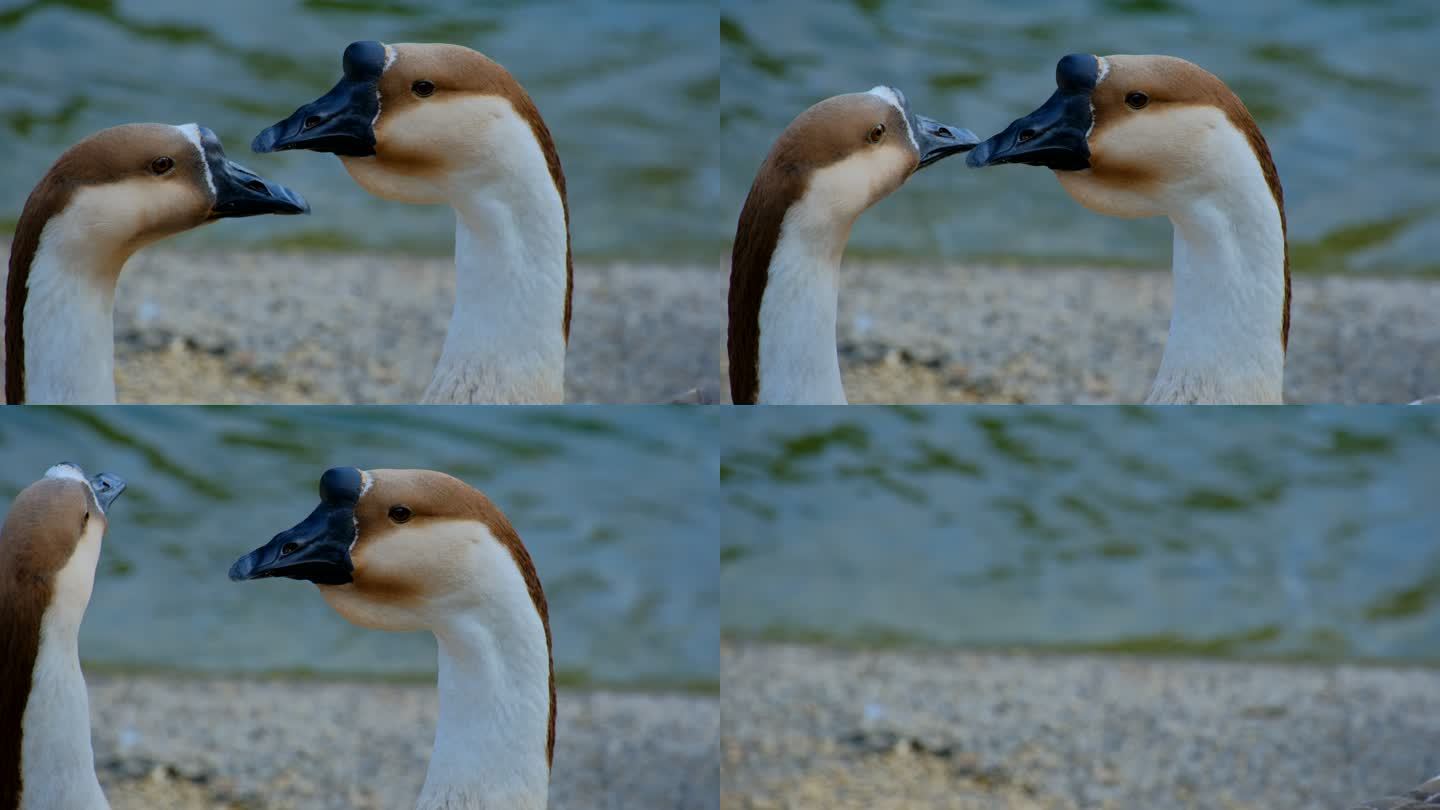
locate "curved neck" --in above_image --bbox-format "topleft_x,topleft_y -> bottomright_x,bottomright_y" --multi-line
1149,156 -> 1287,405
19,603 -> 107,809
754,214 -> 851,405
12,224 -> 125,405
422,171 -> 569,405
418,610 -> 551,810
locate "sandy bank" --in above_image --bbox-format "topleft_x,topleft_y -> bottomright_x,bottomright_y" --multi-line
722,262 -> 1440,404
1,246 -> 723,404
88,674 -> 717,809
721,642 -> 1440,809
8,248 -> 1437,404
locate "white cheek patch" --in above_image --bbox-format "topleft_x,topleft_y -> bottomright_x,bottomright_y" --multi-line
352,470 -> 374,552
374,45 -> 398,128
177,123 -> 217,198
866,85 -> 903,108
864,85 -> 919,152
1087,58 -> 1111,141
44,464 -> 88,484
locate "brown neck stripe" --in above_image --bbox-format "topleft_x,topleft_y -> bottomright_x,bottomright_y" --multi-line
506,93 -> 572,345
0,479 -> 90,806
6,174 -> 82,404
728,161 -> 808,404
487,517 -> 556,769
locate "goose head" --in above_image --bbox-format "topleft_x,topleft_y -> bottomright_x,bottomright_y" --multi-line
750,87 -> 978,226
13,123 -> 308,264
0,463 -> 123,809
0,463 -> 125,621
728,87 -> 976,405
253,40 -> 562,206
968,53 -> 1282,220
228,466 -> 547,634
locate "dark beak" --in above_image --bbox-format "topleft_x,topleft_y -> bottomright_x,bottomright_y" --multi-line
967,53 -> 1099,171
252,40 -> 386,157
228,467 -> 366,586
196,126 -> 309,218
912,114 -> 979,170
88,472 -> 125,512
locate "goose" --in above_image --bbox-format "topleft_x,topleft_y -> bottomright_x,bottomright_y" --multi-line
0,463 -> 125,810
728,87 -> 978,404
1350,774 -> 1440,809
5,124 -> 309,404
229,467 -> 553,810
968,54 -> 1289,404
253,41 -> 571,405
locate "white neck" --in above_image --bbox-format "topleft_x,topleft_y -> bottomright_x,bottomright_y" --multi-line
421,160 -> 569,405
1148,130 -> 1287,404
756,207 -> 852,405
16,220 -> 125,405
417,609 -> 551,810
21,531 -> 108,810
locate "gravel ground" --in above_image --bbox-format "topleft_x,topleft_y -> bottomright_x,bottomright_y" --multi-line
839,262 -> 1440,404
10,247 -> 1437,404
89,674 -> 718,810
721,642 -> 1440,810
721,262 -> 1440,404
2,246 -> 723,404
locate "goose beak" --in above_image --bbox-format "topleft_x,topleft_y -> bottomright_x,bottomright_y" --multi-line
87,472 -> 126,513
968,53 -> 1098,171
196,126 -> 310,218
229,467 -> 365,585
252,40 -> 385,157
912,114 -> 979,170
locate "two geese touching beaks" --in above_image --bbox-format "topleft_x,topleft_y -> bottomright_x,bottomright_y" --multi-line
7,41 -> 578,406
732,52 -> 1310,406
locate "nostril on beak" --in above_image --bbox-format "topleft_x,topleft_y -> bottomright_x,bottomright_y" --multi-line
1017,128 -> 1038,144
302,115 -> 323,131
244,179 -> 267,194
935,126 -> 952,138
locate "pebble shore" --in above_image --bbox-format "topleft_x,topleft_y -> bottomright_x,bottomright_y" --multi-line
721,642 -> 1440,809
3,247 -> 1436,403
90,674 -> 718,810
55,248 -> 722,403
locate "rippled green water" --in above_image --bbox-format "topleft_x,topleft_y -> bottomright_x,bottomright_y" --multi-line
0,407 -> 719,691
0,0 -> 719,259
722,407 -> 1440,664
722,0 -> 1440,274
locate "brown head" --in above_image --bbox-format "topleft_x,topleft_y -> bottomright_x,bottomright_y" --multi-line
968,53 -> 1289,349
229,466 -> 554,767
0,464 -> 124,806
253,41 -> 573,339
5,123 -> 309,403
728,87 -> 978,403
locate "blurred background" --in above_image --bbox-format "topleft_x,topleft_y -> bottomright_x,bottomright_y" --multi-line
721,0 -> 1440,275
0,0 -> 720,260
722,406 -> 1440,664
0,406 -> 719,692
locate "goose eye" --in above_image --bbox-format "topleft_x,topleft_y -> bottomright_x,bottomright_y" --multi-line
412,80 -> 436,97
866,124 -> 885,144
1125,91 -> 1150,110
388,505 -> 413,524
150,156 -> 174,175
